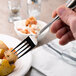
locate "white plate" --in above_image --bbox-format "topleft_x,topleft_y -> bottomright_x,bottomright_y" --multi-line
0,34 -> 32,76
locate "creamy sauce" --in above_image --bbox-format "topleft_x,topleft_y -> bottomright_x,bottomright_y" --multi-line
16,20 -> 42,35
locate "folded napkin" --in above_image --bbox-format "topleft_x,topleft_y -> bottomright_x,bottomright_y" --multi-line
31,39 -> 76,76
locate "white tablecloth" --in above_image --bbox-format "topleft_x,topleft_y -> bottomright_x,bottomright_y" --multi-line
31,39 -> 76,76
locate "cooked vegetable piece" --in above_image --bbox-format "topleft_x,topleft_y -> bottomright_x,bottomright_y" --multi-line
4,50 -> 18,63
20,29 -> 30,34
9,48 -> 17,53
25,17 -> 37,26
0,59 -> 15,76
31,29 -> 37,34
0,41 -> 17,76
0,49 -> 5,59
26,19 -> 30,26
29,25 -> 32,28
0,40 -> 9,51
25,29 -> 30,34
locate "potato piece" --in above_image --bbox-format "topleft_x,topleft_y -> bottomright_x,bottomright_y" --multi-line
0,49 -> 5,59
4,50 -> 18,63
0,40 -> 9,51
0,59 -> 15,76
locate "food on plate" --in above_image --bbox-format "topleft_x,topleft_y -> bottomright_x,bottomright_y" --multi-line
17,16 -> 41,35
4,50 -> 17,63
0,40 -> 9,51
0,49 -> 5,59
0,40 -> 18,76
0,59 -> 15,76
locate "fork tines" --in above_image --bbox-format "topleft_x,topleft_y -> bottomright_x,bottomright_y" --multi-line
11,36 -> 36,59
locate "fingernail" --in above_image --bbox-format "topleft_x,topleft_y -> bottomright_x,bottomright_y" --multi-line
58,7 -> 66,16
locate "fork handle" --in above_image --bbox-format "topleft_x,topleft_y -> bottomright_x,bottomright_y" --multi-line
39,15 -> 59,34
39,0 -> 76,35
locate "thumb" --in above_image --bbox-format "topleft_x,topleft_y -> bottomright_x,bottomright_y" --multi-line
57,5 -> 76,33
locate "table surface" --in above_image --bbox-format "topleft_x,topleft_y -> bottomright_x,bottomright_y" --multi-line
0,0 -> 66,76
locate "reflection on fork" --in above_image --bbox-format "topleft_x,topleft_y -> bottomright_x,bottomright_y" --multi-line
11,36 -> 37,59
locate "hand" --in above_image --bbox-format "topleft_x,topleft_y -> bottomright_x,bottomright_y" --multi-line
51,5 -> 76,45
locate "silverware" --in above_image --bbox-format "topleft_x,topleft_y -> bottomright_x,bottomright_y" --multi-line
46,43 -> 76,61
11,36 -> 36,58
11,0 -> 76,59
39,0 -> 76,34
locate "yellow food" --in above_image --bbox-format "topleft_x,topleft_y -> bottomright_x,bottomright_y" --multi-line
0,49 -> 5,59
0,40 -> 17,76
0,40 -> 9,51
0,59 -> 15,76
4,50 -> 18,63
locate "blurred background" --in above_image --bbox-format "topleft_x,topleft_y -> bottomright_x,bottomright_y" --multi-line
0,0 -> 66,45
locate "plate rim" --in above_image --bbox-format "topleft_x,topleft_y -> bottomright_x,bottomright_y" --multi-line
0,34 -> 32,76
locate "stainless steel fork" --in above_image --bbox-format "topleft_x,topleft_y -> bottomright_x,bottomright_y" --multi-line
11,0 -> 76,59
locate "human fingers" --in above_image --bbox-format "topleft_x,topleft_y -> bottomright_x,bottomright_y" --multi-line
57,5 -> 76,27
59,31 -> 75,45
56,26 -> 70,38
51,19 -> 65,33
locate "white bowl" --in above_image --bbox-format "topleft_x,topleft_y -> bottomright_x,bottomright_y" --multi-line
0,34 -> 32,76
14,20 -> 48,41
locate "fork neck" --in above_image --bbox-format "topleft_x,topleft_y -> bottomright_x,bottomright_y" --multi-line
39,16 -> 59,35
